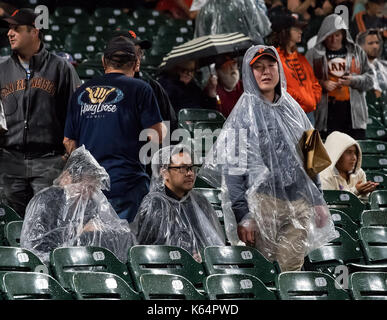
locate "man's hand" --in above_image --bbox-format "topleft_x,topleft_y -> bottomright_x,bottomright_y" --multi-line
338,75 -> 352,87
205,75 -> 218,98
237,219 -> 257,246
63,137 -> 77,160
356,181 -> 379,195
314,205 -> 329,228
321,80 -> 339,92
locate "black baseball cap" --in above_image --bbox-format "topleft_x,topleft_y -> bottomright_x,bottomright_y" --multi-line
250,47 -> 278,65
112,29 -> 152,50
104,36 -> 137,63
271,13 -> 308,33
3,8 -> 38,27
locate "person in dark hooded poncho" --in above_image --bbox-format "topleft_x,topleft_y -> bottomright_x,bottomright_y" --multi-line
20,145 -> 136,264
131,144 -> 225,262
199,45 -> 337,272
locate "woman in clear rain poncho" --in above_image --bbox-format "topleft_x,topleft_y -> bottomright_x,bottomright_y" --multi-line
20,145 -> 136,264
199,45 -> 337,272
130,144 -> 225,262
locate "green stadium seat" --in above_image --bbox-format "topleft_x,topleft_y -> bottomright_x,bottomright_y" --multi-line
365,127 -> 387,141
76,64 -> 104,80
0,46 -> 11,57
140,274 -> 206,300
94,7 -> 124,18
365,171 -> 387,190
362,155 -> 387,171
71,272 -> 141,300
128,245 -> 206,292
370,190 -> 387,211
194,176 -> 215,189
178,108 -> 226,123
0,203 -> 22,245
323,190 -> 366,223
329,209 -> 359,239
49,15 -> 79,27
204,274 -> 277,300
202,246 -> 280,287
54,6 -> 86,17
367,104 -> 382,120
367,116 -> 384,128
357,140 -> 387,155
275,271 -> 350,300
361,210 -> 387,227
193,188 -> 222,206
0,246 -> 48,277
304,227 -> 364,275
50,246 -> 133,291
359,227 -> 387,264
0,272 -> 72,300
4,221 -> 23,247
349,272 -> 387,300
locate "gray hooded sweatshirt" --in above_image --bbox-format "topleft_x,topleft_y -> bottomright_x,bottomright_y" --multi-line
305,14 -> 373,132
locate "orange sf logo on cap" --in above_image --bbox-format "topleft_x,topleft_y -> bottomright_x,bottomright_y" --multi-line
11,9 -> 19,16
129,30 -> 137,39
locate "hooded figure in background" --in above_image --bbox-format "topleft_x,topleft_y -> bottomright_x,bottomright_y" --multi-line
320,131 -> 378,200
20,145 -> 136,264
199,45 -> 337,272
305,14 -> 374,140
131,144 -> 225,262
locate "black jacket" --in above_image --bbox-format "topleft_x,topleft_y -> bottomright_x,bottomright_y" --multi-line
0,43 -> 81,156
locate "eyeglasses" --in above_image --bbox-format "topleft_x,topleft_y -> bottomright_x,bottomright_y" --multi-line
168,165 -> 199,174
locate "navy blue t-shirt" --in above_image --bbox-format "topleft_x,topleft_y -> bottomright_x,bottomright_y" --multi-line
64,72 -> 163,198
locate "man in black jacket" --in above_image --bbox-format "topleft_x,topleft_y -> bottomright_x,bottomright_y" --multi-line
0,8 -> 81,217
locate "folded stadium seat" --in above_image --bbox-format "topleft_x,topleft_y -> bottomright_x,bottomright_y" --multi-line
366,117 -> 387,141
362,155 -> 387,172
49,15 -> 79,28
4,221 -> 23,247
45,24 -> 69,44
202,246 -> 281,289
370,191 -> 387,211
275,271 -> 350,300
357,140 -> 387,155
359,227 -> 387,265
364,171 -> 387,190
70,272 -> 141,300
0,246 -> 48,279
64,36 -> 99,62
349,271 -> 387,300
204,274 -> 277,300
0,272 -> 73,300
0,46 -> 10,57
329,209 -> 359,239
140,273 -> 206,300
193,188 -> 222,207
304,227 -> 364,276
361,210 -> 387,227
0,203 -> 22,246
323,190 -> 366,224
128,245 -> 206,292
50,246 -> 134,292
194,176 -> 214,189
75,64 -> 104,81
178,108 -> 226,134
93,7 -> 124,18
54,6 -> 86,17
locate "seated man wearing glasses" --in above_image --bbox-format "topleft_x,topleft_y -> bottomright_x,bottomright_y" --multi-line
131,144 -> 225,262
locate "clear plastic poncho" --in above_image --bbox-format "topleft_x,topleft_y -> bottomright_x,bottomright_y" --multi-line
193,0 -> 271,45
130,145 -> 225,262
199,45 -> 337,271
20,146 -> 136,264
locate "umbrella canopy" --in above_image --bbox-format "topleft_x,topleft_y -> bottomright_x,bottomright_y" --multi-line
159,32 -> 253,70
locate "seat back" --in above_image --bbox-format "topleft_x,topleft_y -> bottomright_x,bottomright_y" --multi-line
357,140 -> 387,155
50,246 -> 133,290
359,227 -> 387,263
370,190 -> 387,211
202,246 -> 280,286
0,272 -> 72,300
349,272 -> 387,300
0,246 -> 47,276
361,210 -> 387,227
128,245 -> 206,292
329,209 -> 359,239
0,203 -> 22,245
366,171 -> 387,190
4,221 -> 23,247
71,272 -> 140,300
140,274 -> 206,300
305,227 -> 364,272
204,274 -> 277,300
276,271 -> 350,300
193,188 -> 222,206
362,155 -> 387,171
323,190 -> 365,223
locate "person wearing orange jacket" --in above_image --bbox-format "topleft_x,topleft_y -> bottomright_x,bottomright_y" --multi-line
270,12 -> 322,124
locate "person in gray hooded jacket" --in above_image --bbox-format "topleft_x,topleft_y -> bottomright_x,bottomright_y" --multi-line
305,13 -> 373,140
